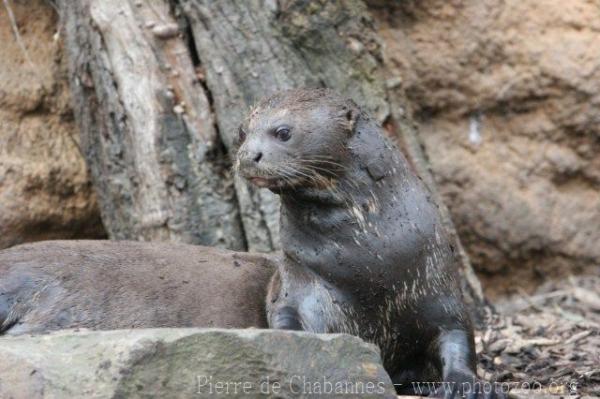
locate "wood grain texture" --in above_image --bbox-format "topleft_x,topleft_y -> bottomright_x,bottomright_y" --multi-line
60,0 -> 245,249
181,0 -> 390,252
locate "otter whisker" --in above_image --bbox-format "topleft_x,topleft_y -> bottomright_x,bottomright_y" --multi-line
298,158 -> 346,166
295,162 -> 344,175
279,164 -> 317,188
297,159 -> 347,170
291,164 -> 356,206
291,165 -> 334,188
279,164 -> 311,181
284,162 -> 327,183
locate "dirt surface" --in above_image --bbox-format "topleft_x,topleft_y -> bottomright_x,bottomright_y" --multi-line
0,0 -> 105,249
476,275 -> 600,397
373,0 -> 600,297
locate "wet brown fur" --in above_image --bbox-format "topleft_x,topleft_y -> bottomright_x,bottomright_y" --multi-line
0,240 -> 275,335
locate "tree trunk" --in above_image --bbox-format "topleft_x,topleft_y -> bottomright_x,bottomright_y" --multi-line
59,0 -> 486,312
60,0 -> 246,249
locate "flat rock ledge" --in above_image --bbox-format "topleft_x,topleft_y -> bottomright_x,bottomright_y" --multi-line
0,328 -> 396,398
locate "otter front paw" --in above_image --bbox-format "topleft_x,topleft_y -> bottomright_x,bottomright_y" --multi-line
269,306 -> 303,331
432,372 -> 508,399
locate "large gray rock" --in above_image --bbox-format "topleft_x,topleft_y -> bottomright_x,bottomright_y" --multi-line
0,328 -> 396,398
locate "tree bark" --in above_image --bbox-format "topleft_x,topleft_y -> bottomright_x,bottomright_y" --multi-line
59,0 -> 486,312
60,0 -> 246,249
180,0 -> 390,253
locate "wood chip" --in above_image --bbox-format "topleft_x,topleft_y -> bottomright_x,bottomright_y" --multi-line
152,24 -> 179,39
573,287 -> 600,311
564,330 -> 592,344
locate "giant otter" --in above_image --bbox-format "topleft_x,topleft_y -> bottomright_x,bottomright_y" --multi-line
236,88 -> 504,398
0,240 -> 274,335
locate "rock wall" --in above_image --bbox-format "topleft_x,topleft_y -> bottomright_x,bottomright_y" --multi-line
0,0 -> 105,249
373,0 -> 600,296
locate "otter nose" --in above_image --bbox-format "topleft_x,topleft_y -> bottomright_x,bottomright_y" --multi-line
253,152 -> 263,163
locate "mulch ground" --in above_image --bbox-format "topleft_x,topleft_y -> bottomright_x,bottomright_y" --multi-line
476,275 -> 600,398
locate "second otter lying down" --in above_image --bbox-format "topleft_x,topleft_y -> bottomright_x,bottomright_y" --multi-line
0,240 -> 275,335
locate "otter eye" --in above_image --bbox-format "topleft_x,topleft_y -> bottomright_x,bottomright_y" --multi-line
275,126 -> 291,142
238,126 -> 247,143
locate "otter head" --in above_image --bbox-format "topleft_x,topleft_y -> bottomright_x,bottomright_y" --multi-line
235,88 -> 359,191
